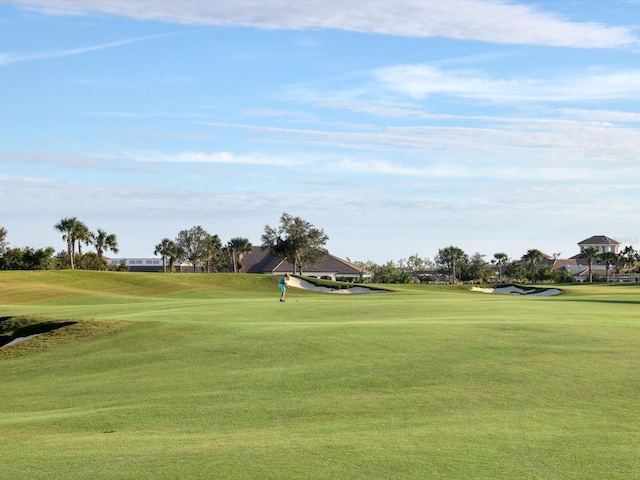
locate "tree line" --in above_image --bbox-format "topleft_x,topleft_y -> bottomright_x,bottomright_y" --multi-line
1,217 -> 638,283
0,213 -> 330,274
0,218 -> 119,271
152,213 -> 329,273
352,246 -> 640,284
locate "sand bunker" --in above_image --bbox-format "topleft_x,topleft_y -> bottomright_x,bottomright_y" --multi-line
471,285 -> 562,296
1,333 -> 42,348
288,277 -> 386,294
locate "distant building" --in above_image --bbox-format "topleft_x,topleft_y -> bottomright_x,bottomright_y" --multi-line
238,246 -> 372,282
106,246 -> 372,281
575,235 -> 621,255
106,257 -> 163,272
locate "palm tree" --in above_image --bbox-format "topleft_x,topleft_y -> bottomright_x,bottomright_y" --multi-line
492,252 -> 509,284
202,234 -> 226,273
154,238 -> 178,273
598,251 -> 618,283
228,237 -> 253,273
54,217 -> 83,269
620,245 -> 637,280
521,249 -> 543,283
74,221 -> 91,255
580,246 -> 600,283
91,228 -> 119,259
435,246 -> 467,284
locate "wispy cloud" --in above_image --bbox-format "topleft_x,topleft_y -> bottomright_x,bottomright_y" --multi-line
13,0 -> 640,49
134,151 -> 305,167
374,64 -> 640,102
0,32 -> 175,66
198,116 -> 640,167
559,108 -> 640,123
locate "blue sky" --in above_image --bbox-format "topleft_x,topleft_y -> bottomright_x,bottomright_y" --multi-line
2,0 -> 640,264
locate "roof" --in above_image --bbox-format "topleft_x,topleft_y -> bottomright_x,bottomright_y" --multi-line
240,246 -> 371,276
539,257 -> 580,267
577,235 -> 620,246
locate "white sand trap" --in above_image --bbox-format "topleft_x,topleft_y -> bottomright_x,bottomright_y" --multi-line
288,277 -> 386,294
1,333 -> 41,348
471,285 -> 562,296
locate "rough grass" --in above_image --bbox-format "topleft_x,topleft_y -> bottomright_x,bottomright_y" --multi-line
0,315 -> 128,358
1,271 -> 639,479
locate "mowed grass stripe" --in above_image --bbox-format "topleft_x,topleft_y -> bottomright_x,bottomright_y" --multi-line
1,271 -> 639,479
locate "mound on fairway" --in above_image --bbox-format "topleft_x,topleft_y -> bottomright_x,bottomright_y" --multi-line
1,271 -> 639,480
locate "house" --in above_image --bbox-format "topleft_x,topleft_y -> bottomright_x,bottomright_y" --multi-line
565,235 -> 628,282
106,257 -> 199,272
506,235 -> 635,283
106,257 -> 164,272
106,247 -> 372,281
238,246 -> 372,282
575,235 -> 621,255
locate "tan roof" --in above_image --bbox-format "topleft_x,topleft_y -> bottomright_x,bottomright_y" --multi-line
578,235 -> 620,246
239,246 -> 371,276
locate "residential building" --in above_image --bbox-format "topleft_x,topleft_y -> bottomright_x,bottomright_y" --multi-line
575,235 -> 621,255
107,246 -> 372,281
238,246 -> 372,282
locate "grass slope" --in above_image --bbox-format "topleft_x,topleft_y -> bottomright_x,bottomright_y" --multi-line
1,271 -> 639,479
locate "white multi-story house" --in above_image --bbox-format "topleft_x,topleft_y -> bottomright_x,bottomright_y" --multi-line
576,235 -> 621,255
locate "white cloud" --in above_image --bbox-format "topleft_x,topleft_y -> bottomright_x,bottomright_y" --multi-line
559,108 -> 640,123
140,151 -> 303,167
13,0 -> 640,49
374,64 -> 640,102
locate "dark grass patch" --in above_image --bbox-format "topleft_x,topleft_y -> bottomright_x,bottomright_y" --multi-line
0,315 -> 130,358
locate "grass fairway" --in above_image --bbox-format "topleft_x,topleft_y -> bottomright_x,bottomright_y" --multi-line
1,271 -> 639,479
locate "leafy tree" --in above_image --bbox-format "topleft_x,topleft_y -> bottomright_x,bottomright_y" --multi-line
536,265 -> 558,283
154,238 -> 178,273
378,263 -> 412,284
521,249 -> 544,283
406,254 -> 432,272
505,261 -> 526,282
76,251 -> 108,270
558,268 -> 575,283
201,234 -> 227,273
598,251 -> 618,283
175,226 -> 209,272
464,252 -> 491,284
262,213 -> 328,274
1,248 -> 27,270
296,226 -> 330,274
0,226 -> 8,255
91,228 -> 119,259
54,250 -> 72,269
228,237 -> 253,273
112,259 -> 130,272
434,246 -> 467,284
492,252 -> 509,283
0,246 -> 55,270
580,246 -> 600,283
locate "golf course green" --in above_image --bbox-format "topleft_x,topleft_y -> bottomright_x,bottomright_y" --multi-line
1,271 -> 639,479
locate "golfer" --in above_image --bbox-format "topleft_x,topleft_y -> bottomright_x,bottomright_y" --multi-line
279,273 -> 290,302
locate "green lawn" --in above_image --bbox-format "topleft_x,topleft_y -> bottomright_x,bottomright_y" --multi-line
1,271 -> 639,479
